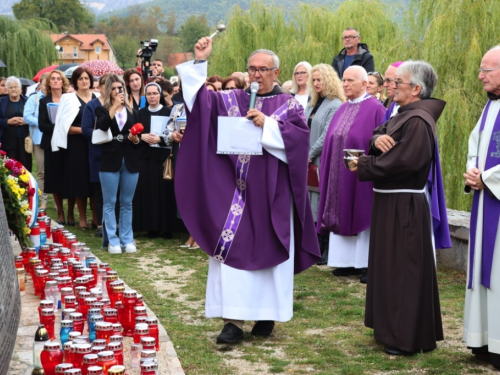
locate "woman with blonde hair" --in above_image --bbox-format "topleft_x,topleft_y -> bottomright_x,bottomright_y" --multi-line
305,63 -> 345,265
367,71 -> 387,103
95,74 -> 141,254
291,61 -> 312,109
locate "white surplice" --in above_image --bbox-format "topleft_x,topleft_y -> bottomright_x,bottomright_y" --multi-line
177,61 -> 295,322
463,99 -> 500,354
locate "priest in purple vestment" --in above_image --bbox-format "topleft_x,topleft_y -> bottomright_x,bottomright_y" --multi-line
175,37 -> 320,344
316,66 -> 385,283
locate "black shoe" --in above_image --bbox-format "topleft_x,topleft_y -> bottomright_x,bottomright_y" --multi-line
332,267 -> 363,277
250,320 -> 275,337
384,345 -> 415,356
67,221 -> 75,226
95,227 -> 103,237
316,233 -> 329,265
216,323 -> 243,344
360,268 -> 368,284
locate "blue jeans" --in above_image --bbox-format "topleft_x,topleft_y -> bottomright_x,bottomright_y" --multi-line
99,161 -> 139,247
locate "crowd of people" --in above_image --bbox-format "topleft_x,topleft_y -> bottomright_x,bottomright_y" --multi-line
1,26 -> 499,369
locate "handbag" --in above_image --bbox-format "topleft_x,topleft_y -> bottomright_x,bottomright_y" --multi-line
91,115 -> 112,144
307,164 -> 320,192
163,148 -> 174,180
24,128 -> 34,153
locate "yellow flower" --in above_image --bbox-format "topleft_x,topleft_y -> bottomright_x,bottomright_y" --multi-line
23,227 -> 31,235
19,173 -> 29,183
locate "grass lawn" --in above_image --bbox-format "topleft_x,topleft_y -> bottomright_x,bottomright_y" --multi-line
42,198 -> 497,375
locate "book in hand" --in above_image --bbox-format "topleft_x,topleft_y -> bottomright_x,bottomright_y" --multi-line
307,164 -> 319,192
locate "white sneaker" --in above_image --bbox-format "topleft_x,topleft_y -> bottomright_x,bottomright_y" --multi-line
124,243 -> 137,253
108,244 -> 122,254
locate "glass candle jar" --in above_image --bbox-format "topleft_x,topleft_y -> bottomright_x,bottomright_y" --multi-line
61,288 -> 74,310
91,339 -> 107,348
40,308 -> 56,340
104,275 -> 117,298
72,343 -> 92,369
81,353 -> 98,375
136,294 -> 144,307
55,363 -> 73,373
108,335 -> 123,344
69,332 -> 83,342
17,268 -> 26,293
107,365 -> 125,375
69,312 -> 85,334
39,244 -> 51,267
133,323 -> 149,344
15,255 -> 23,269
88,314 -> 104,342
106,342 -> 123,366
64,369 -> 82,375
41,341 -> 64,375
110,286 -> 124,309
95,322 -> 113,344
140,337 -> 156,351
87,366 -> 103,375
91,346 -> 106,355
140,350 -> 157,365
63,309 -> 77,322
78,291 -> 91,309
145,318 -> 160,351
97,351 -> 118,375
36,269 -> 49,297
84,297 -> 98,318
103,309 -> 118,324
120,290 -> 137,337
60,320 -> 74,346
130,344 -> 141,369
87,308 -> 102,330
45,280 -> 59,310
38,300 -> 54,321
111,324 -> 122,337
63,341 -> 73,364
135,316 -> 147,325
139,361 -> 158,375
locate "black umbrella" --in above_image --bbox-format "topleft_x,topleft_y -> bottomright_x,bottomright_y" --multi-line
19,77 -> 35,86
57,63 -> 78,72
0,59 -> 6,68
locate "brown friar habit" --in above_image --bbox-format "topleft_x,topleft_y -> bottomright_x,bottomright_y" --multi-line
357,98 -> 445,352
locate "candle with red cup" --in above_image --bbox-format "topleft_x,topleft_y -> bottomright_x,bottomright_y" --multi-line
40,341 -> 64,375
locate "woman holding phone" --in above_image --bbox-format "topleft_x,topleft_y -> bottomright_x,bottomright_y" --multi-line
95,74 -> 141,254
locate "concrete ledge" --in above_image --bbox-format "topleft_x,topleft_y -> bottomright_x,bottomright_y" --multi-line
436,209 -> 470,271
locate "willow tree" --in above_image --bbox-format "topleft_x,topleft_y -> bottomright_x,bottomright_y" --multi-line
403,0 -> 500,211
209,0 -> 400,86
0,17 -> 58,78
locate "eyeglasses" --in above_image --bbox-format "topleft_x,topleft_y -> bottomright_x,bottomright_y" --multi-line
478,67 -> 500,74
294,71 -> 307,76
343,35 -> 359,40
368,71 -> 382,77
394,80 -> 415,87
146,92 -> 159,96
246,67 -> 278,75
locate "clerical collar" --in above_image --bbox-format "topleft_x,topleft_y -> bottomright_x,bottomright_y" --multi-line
487,92 -> 500,100
245,85 -> 283,97
149,104 -> 163,112
348,93 -> 370,104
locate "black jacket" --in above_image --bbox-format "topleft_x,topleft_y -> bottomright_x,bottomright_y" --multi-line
0,95 -> 28,149
95,105 -> 141,173
38,95 -> 56,150
331,43 -> 375,79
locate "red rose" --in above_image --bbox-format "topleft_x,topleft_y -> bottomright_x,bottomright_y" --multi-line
15,161 -> 23,169
0,150 -> 6,158
28,188 -> 36,196
4,159 -> 15,170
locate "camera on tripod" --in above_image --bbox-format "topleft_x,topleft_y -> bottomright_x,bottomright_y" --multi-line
137,39 -> 159,83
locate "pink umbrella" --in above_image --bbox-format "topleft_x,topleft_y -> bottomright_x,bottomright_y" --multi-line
80,60 -> 123,77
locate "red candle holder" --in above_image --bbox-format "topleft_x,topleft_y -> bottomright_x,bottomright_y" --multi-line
106,342 -> 123,366
55,363 -> 73,374
70,312 -> 85,334
95,322 -> 113,344
72,343 -> 92,369
140,337 -> 156,351
133,323 -> 149,344
41,341 -> 64,375
120,290 -> 137,337
87,366 -> 104,375
38,300 -> 55,321
97,351 -> 117,375
81,353 -> 98,375
103,309 -> 118,324
40,308 -> 56,340
139,360 -> 157,375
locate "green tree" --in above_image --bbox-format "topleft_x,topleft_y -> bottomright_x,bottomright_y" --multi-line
111,34 -> 140,69
178,15 -> 210,53
166,10 -> 176,36
0,16 -> 57,78
12,0 -> 95,33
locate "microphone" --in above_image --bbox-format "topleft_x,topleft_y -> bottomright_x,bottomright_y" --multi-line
249,82 -> 259,110
130,123 -> 144,135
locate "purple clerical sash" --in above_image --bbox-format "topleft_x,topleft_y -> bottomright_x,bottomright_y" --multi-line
212,92 -> 293,263
468,100 -> 500,289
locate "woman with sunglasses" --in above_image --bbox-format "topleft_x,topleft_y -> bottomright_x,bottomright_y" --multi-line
95,74 -> 141,254
291,61 -> 312,109
367,71 -> 387,104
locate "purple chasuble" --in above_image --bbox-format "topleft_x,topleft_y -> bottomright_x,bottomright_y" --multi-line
468,100 -> 500,289
382,101 -> 396,123
175,85 -> 320,273
316,95 -> 386,235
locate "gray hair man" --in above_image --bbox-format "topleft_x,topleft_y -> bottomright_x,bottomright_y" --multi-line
353,60 -> 450,355
463,46 -> 500,370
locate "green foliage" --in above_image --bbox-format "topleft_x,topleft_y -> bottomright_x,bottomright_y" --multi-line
12,0 -> 95,33
208,0 -> 500,211
0,16 -> 57,78
178,15 -> 210,53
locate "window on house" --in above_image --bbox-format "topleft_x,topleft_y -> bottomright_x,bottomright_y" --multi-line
73,47 -> 78,58
95,46 -> 101,53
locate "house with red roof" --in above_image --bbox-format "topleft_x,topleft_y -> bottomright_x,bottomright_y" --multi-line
51,33 -> 117,64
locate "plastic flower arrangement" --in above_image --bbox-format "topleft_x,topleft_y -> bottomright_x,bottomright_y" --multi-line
0,149 -> 37,248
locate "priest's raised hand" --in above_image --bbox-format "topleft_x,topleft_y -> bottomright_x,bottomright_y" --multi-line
194,37 -> 213,61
